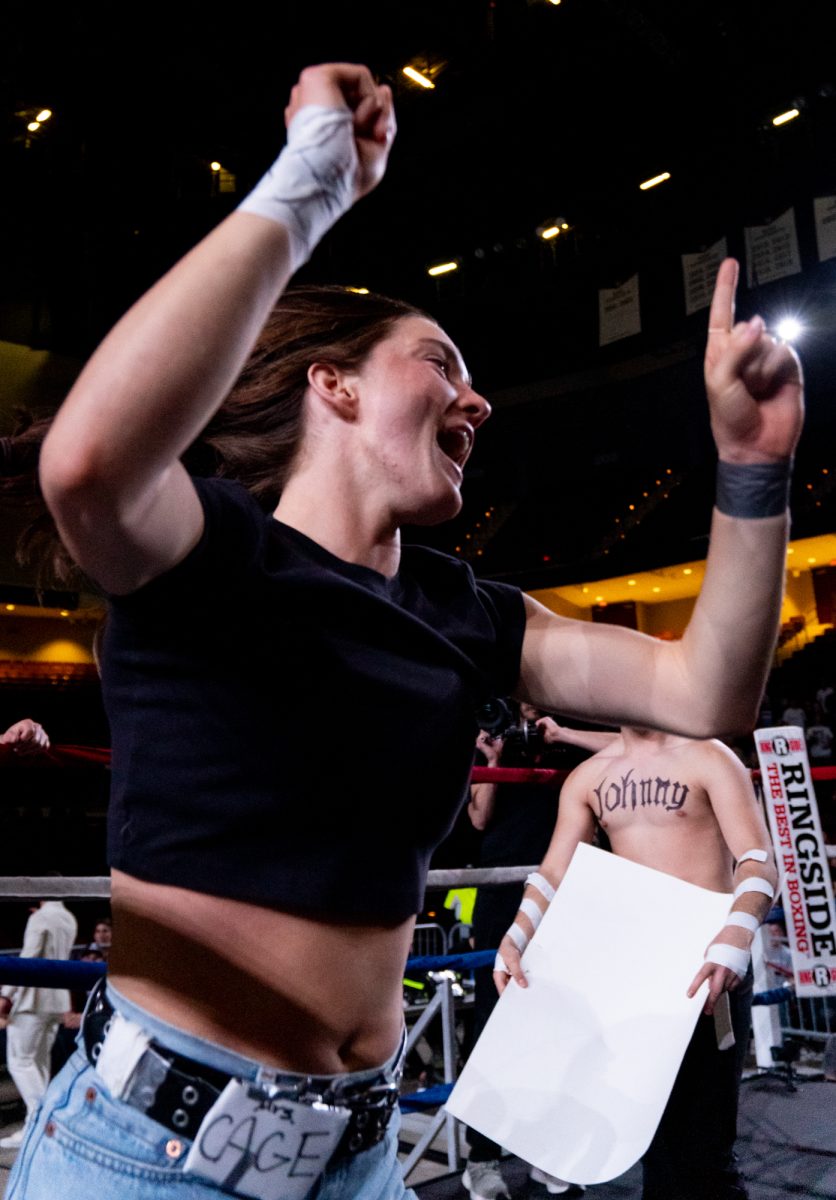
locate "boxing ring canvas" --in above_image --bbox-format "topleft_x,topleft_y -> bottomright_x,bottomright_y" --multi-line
446,843 -> 733,1184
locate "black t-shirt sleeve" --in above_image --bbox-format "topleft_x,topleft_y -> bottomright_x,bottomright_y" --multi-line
109,476 -> 266,607
180,476 -> 266,577
474,579 -> 526,697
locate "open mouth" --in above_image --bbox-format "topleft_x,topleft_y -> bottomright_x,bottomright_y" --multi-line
436,426 -> 473,469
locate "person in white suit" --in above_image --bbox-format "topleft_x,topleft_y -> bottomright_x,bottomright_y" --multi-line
0,899 -> 78,1149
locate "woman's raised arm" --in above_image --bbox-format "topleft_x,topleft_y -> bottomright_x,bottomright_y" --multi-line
519,259 -> 803,738
39,64 -> 394,595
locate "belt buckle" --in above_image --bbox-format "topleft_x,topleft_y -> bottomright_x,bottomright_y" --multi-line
337,1078 -> 400,1155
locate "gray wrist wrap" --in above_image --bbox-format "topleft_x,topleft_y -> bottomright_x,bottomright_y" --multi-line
715,460 -> 791,519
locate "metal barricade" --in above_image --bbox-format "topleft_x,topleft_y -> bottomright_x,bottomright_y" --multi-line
410,922 -> 448,959
779,994 -> 835,1042
446,921 -> 471,952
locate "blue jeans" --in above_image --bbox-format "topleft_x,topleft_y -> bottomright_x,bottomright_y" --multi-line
7,987 -> 417,1200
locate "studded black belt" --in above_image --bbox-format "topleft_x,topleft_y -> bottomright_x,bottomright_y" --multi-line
81,980 -> 402,1157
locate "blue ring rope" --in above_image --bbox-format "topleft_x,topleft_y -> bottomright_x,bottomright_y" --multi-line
0,951 -> 794,1005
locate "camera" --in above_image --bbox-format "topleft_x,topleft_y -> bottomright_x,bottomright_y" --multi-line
475,698 -> 544,758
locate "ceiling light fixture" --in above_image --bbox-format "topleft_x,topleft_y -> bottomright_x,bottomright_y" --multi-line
772,108 -> 800,126
402,65 -> 435,90
428,261 -> 458,277
639,171 -> 671,191
537,218 -> 570,240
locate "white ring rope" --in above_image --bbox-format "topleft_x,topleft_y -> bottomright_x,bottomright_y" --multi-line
0,867 -> 542,901
0,877 -> 112,899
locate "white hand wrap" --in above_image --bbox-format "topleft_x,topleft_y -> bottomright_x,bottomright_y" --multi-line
519,898 -> 545,932
525,872 -> 556,903
737,847 -> 769,865
494,952 -> 509,974
724,911 -> 761,935
506,923 -> 529,954
238,105 -> 357,271
705,942 -> 751,979
734,877 -> 775,902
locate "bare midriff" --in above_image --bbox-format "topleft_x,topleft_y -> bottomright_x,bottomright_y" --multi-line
108,869 -> 413,1075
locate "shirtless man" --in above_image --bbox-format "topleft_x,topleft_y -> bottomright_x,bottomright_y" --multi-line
496,728 -> 777,1200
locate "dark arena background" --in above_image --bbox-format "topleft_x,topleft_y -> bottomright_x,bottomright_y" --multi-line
0,3 -> 835,1196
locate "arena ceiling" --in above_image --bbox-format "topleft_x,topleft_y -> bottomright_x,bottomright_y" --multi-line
1,0 -> 835,590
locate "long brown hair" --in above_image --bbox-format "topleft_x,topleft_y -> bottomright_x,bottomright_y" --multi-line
205,285 -> 431,510
0,411 -> 78,588
3,285 -> 433,585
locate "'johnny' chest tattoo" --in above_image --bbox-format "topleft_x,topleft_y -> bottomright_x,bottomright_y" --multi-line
592,767 -> 690,819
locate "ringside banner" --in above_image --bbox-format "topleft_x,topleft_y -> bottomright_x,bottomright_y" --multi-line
755,725 -> 836,997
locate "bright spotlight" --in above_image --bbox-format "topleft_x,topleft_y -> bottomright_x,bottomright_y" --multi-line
775,317 -> 802,342
27,121 -> 40,132
210,161 -> 221,172
36,109 -> 52,122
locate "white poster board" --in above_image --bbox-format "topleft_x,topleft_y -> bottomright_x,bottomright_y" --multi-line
446,844 -> 731,1184
598,275 -> 640,346
754,726 -> 836,997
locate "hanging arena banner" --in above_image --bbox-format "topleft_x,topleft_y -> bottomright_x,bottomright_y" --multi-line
755,725 -> 836,997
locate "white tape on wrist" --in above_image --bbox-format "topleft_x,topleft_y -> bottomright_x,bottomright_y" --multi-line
519,898 -> 544,931
494,952 -> 509,974
737,848 -> 769,865
705,942 -> 751,979
525,872 -> 556,904
734,877 -> 775,902
238,105 -> 357,271
725,911 -> 760,935
507,923 -> 529,954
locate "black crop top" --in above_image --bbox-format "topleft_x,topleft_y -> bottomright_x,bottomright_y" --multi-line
103,477 -> 526,921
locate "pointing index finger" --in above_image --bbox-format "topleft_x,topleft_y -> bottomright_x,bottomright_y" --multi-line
707,258 -> 739,336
